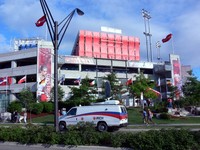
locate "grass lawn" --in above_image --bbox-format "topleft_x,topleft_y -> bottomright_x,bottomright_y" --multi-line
29,114 -> 54,124
27,107 -> 200,125
127,107 -> 200,124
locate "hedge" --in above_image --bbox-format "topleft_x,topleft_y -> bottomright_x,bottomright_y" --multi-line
0,125 -> 199,149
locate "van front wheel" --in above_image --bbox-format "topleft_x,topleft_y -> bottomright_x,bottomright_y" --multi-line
97,122 -> 108,132
59,122 -> 66,131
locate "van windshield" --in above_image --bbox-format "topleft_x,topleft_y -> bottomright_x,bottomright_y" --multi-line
67,108 -> 77,116
120,107 -> 127,113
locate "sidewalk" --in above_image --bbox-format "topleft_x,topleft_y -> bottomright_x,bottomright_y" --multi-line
128,123 -> 200,127
0,142 -> 132,150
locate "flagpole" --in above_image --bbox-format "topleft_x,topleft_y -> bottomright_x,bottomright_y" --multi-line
171,34 -> 175,54
159,84 -> 162,101
25,75 -> 27,89
5,77 -> 7,112
45,23 -> 48,40
96,57 -> 99,98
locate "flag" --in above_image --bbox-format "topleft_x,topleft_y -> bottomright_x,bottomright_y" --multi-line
126,78 -> 132,86
0,77 -> 7,85
90,80 -> 96,86
35,15 -> 46,27
18,76 -> 26,84
162,34 -> 172,43
157,77 -> 161,86
147,88 -> 161,96
74,77 -> 81,84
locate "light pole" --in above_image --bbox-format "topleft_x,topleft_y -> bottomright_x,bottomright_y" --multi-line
142,9 -> 152,62
156,41 -> 161,62
39,0 -> 84,132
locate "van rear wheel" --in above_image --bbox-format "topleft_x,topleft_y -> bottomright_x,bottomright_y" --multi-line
97,122 -> 108,132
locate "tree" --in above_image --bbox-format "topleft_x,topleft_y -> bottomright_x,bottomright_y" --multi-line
168,85 -> 179,100
18,88 -> 35,109
50,85 -> 65,101
102,72 -> 123,99
129,72 -> 158,100
182,70 -> 200,105
18,88 -> 35,123
67,76 -> 97,106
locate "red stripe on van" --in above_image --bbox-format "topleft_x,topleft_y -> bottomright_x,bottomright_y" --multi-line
68,111 -> 127,120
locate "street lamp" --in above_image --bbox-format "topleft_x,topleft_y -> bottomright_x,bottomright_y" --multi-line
39,0 -> 84,132
156,41 -> 161,62
142,9 -> 152,62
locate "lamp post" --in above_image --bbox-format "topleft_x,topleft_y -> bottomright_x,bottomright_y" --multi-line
142,9 -> 152,62
156,41 -> 161,62
39,0 -> 84,132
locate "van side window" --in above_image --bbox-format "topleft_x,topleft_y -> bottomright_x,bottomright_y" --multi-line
67,108 -> 77,116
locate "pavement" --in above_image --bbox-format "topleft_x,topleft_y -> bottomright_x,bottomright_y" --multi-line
128,123 -> 200,127
0,142 -> 132,150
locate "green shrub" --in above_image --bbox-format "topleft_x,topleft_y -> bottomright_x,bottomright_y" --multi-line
7,101 -> 23,113
42,102 -> 54,113
0,126 -> 199,149
191,130 -> 200,147
110,132 -> 127,147
153,101 -> 167,113
31,103 -> 44,114
159,113 -> 171,120
0,127 -> 11,141
39,126 -> 60,144
172,129 -> 197,150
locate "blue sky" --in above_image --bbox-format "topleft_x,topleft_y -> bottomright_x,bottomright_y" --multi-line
0,0 -> 200,79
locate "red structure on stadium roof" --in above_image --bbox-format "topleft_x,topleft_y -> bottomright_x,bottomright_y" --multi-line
71,30 -> 140,61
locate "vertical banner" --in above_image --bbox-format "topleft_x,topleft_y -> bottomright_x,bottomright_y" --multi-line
37,48 -> 52,102
170,54 -> 182,99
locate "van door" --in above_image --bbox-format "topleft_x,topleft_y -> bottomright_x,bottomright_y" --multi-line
65,108 -> 78,125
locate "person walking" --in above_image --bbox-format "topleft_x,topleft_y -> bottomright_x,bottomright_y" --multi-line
16,112 -> 20,123
142,108 -> 148,125
23,111 -> 27,123
147,108 -> 155,124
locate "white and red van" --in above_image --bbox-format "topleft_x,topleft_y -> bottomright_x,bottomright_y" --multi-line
59,101 -> 128,132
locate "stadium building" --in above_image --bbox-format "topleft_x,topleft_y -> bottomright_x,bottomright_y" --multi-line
0,30 -> 183,112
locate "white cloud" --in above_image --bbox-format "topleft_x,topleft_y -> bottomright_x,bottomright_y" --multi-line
0,34 -> 12,53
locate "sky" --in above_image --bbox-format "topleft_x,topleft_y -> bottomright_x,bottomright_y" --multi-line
0,0 -> 200,79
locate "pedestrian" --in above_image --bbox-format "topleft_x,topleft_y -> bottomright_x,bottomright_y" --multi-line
58,110 -> 61,117
167,98 -> 173,108
142,108 -> 148,125
61,108 -> 67,116
11,111 -> 16,123
147,108 -> 155,124
23,111 -> 27,123
143,99 -> 147,107
15,111 -> 20,123
147,99 -> 151,107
